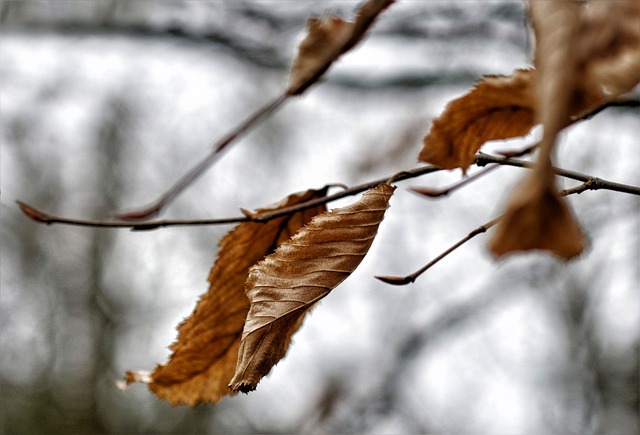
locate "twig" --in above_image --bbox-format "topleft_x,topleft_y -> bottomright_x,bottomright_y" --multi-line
17,156 -> 639,230
376,216 -> 500,285
410,144 -> 537,198
476,152 -> 640,195
575,98 -> 640,121
115,0 -> 394,220
410,164 -> 501,198
115,94 -> 288,221
17,165 -> 443,231
375,176 -> 638,286
17,201 -> 249,230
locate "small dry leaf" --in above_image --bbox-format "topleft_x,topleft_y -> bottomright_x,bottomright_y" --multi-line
488,0 -> 639,259
286,0 -> 394,96
489,2 -> 586,260
419,69 -> 536,173
229,183 -> 395,392
575,0 -> 640,101
487,2 -> 581,259
488,168 -> 585,259
125,187 -> 328,406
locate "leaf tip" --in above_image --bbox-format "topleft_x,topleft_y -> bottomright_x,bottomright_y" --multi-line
488,173 -> 586,261
229,382 -> 257,394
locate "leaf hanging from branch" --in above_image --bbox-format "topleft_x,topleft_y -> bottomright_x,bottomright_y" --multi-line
229,183 -> 395,393
124,187 -> 329,406
419,0 -> 639,175
419,69 -> 536,172
489,1 -> 584,259
490,0 -> 639,259
286,0 -> 395,96
488,168 -> 585,259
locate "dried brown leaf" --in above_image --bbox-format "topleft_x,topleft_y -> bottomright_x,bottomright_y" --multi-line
488,0 -> 640,259
125,187 -> 328,406
488,168 -> 585,260
529,0 -> 639,147
229,183 -> 395,392
420,0 -> 639,175
575,0 -> 640,101
419,69 -> 536,172
487,2 -> 585,259
286,0 -> 394,96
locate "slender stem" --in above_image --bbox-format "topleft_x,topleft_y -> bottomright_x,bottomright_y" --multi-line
16,165 -> 443,230
410,144 -> 537,199
115,93 -> 289,220
410,164 -> 502,198
17,201 -> 249,230
18,155 -> 640,230
375,176 -> 638,286
251,166 -> 443,222
375,217 -> 500,285
113,0 -> 396,221
476,152 -> 640,195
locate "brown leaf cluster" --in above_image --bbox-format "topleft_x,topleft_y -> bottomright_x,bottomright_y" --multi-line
286,0 -> 394,96
125,184 -> 394,405
419,1 -> 639,175
125,187 -> 328,406
122,0 -> 639,408
418,0 -> 638,258
490,0 -> 639,259
229,183 -> 395,392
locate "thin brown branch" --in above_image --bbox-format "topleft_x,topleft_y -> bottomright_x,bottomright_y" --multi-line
17,201 -> 249,230
410,144 -> 538,199
476,152 -> 640,195
115,93 -> 288,221
576,98 -> 640,121
17,156 -> 639,231
375,176 -> 636,286
18,165 -> 443,231
115,0 -> 395,221
376,217 -> 500,285
410,164 -> 501,198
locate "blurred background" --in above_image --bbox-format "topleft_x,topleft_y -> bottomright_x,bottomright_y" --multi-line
1,1 -> 638,434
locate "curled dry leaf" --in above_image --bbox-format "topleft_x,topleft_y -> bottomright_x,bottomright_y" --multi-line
286,0 -> 394,96
488,167 -> 585,260
419,69 -> 536,173
489,0 -> 639,259
229,183 -> 395,392
489,2 -> 582,259
125,187 -> 328,406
